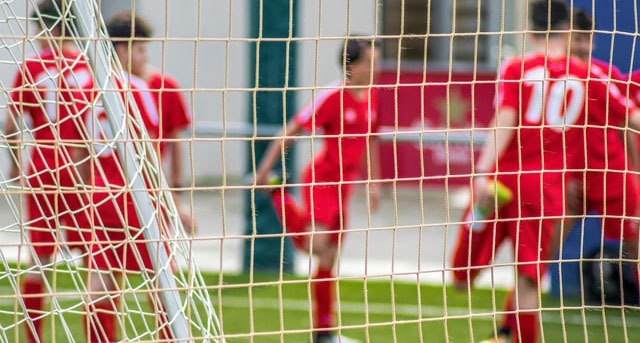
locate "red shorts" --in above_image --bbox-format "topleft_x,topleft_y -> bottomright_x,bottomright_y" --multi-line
584,174 -> 639,242
87,191 -> 160,272
301,167 -> 355,244
451,202 -> 554,286
25,173 -> 91,257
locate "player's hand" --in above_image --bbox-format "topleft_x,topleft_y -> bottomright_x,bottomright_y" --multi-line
8,164 -> 20,183
368,183 -> 381,213
473,175 -> 494,212
254,170 -> 270,186
7,164 -> 23,189
178,204 -> 197,235
171,191 -> 197,235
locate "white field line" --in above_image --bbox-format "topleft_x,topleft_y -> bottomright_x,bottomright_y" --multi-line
0,286 -> 637,329
220,296 -> 640,328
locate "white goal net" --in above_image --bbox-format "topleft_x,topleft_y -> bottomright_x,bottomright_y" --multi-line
2,0 -> 640,342
0,0 -> 222,341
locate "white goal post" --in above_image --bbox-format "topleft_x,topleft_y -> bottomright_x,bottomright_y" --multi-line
0,0 -> 223,341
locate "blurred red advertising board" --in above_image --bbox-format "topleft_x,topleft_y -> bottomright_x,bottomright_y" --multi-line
376,68 -> 498,186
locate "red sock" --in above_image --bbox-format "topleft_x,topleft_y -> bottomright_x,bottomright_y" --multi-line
313,268 -> 335,331
513,312 -> 538,343
271,189 -> 307,249
157,311 -> 174,342
85,298 -> 119,343
500,289 -> 515,334
22,277 -> 44,343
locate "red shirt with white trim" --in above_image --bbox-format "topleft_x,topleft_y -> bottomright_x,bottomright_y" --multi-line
146,70 -> 191,156
9,48 -> 93,176
496,53 -> 634,213
88,73 -> 160,189
626,69 -> 640,167
294,82 -> 379,180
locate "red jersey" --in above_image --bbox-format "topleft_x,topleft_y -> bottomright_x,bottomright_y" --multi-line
627,70 -> 640,158
496,53 -> 634,214
89,73 -> 160,189
589,58 -> 625,81
86,74 -> 163,270
9,48 -> 93,177
294,82 -> 378,180
630,69 -> 640,105
146,70 -> 192,156
581,60 -> 633,200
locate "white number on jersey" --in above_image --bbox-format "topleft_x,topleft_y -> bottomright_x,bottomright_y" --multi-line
523,66 -> 584,132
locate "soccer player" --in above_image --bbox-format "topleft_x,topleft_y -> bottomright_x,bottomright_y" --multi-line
631,69 -> 640,108
566,9 -> 639,279
106,12 -> 195,231
81,22 -> 172,343
254,38 -> 381,343
4,1 -> 93,341
451,2 -> 640,342
82,81 -> 167,342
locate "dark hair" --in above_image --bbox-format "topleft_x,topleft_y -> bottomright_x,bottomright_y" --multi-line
339,37 -> 380,68
573,10 -> 593,31
530,0 -> 570,32
31,0 -> 76,33
106,11 -> 153,46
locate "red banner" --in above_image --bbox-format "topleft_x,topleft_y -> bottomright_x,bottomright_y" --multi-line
377,68 -> 498,186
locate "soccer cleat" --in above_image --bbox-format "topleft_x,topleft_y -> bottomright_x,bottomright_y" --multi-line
313,332 -> 361,343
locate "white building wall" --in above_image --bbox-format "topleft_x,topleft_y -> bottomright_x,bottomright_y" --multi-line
0,1 -> 380,183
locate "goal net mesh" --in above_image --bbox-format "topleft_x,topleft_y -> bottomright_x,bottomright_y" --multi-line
1,0 -> 639,342
0,0 -> 221,341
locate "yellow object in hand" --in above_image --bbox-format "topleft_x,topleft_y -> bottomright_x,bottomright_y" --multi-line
487,180 -> 513,205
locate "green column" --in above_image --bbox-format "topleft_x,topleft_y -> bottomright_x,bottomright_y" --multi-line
243,0 -> 298,274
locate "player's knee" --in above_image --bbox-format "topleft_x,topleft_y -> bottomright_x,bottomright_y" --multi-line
516,275 -> 540,309
307,225 -> 332,250
452,278 -> 469,292
317,245 -> 338,268
87,271 -> 116,301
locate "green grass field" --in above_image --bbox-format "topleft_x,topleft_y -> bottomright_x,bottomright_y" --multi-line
1,268 -> 639,342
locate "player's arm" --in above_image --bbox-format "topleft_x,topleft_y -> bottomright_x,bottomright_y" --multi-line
4,106 -> 23,181
475,58 -> 518,190
625,130 -> 640,171
75,141 -> 92,185
367,135 -> 382,212
165,131 -> 196,234
474,107 -> 517,205
161,77 -> 191,189
167,133 -> 185,188
591,68 -> 640,136
5,69 -> 32,181
627,108 -> 640,133
255,119 -> 303,185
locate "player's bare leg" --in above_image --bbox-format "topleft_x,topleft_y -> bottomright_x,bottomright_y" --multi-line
85,270 -> 120,343
512,275 -> 540,343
